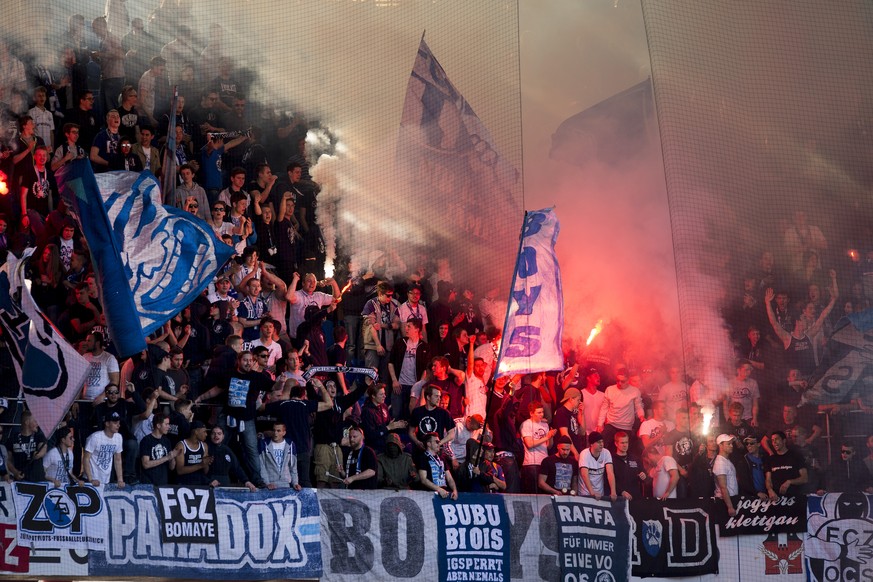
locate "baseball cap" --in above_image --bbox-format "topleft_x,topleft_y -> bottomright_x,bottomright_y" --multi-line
716,434 -> 735,445
585,367 -> 600,377
561,388 -> 582,403
107,411 -> 122,422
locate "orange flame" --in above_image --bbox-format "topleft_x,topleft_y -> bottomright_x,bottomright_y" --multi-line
848,249 -> 860,262
585,320 -> 603,346
0,171 -> 7,195
341,279 -> 352,294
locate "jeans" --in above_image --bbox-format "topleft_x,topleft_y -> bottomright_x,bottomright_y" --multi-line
220,413 -> 263,485
343,315 -> 362,364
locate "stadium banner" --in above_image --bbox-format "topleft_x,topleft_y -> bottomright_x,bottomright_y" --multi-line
717,495 -> 806,537
155,485 -> 219,544
432,493 -> 510,582
0,482 -> 90,577
88,485 -> 322,579
12,482 -> 107,551
496,208 -> 564,377
319,490 -> 553,582
630,497 -> 720,577
805,492 -> 873,582
551,496 -> 632,582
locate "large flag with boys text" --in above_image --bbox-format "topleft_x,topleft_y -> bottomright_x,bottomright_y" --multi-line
56,161 -> 233,357
496,209 -> 563,377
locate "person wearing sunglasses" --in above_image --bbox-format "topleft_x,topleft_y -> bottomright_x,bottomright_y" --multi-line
816,444 -> 873,495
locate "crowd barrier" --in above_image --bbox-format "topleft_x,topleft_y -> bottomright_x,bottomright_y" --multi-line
0,482 -> 868,581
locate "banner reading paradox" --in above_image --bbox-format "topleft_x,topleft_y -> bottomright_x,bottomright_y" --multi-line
56,161 -> 234,357
90,486 -> 321,579
805,492 -> 873,582
433,494 -> 510,582
718,495 -> 806,537
552,496 -> 631,582
630,498 -> 720,578
496,208 -> 563,377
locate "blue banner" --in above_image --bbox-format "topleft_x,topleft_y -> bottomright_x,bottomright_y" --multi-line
552,496 -> 632,582
56,161 -> 234,357
806,492 -> 873,582
89,485 -> 322,579
432,493 -> 510,582
496,209 -> 564,377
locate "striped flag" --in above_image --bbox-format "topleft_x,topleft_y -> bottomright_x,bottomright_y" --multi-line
56,160 -> 234,357
496,209 -> 564,377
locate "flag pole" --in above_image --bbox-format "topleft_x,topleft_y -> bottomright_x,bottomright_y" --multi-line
472,210 -> 529,468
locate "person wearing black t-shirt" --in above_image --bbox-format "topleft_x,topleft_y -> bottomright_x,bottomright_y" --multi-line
338,425 -> 378,489
409,385 -> 455,451
538,436 -> 577,495
552,388 -> 586,457
613,431 -> 647,500
313,378 -> 368,488
139,413 -> 180,485
765,431 -> 808,500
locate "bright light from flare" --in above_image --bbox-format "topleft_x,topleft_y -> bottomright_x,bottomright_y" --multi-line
848,249 -> 860,262
323,261 -> 334,279
585,320 -> 603,346
0,171 -> 8,195
702,410 -> 714,435
340,279 -> 352,295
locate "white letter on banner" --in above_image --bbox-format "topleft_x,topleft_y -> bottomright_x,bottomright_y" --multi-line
110,496 -> 135,559
274,502 -> 303,561
158,488 -> 177,519
218,504 -> 245,561
443,505 -> 458,526
246,504 -> 273,561
179,488 -> 196,520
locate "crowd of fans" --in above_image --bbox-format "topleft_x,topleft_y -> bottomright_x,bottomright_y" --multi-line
0,5 -> 870,507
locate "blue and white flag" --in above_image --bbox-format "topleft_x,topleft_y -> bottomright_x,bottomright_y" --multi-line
0,250 -> 90,435
802,308 -> 873,406
395,37 -> 521,288
496,209 -> 563,377
56,161 -> 234,357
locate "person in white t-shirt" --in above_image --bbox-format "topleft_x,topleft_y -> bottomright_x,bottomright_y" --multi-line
465,336 -> 488,419
43,427 -> 81,487
638,401 -> 676,451
581,368 -> 605,438
647,445 -> 680,501
287,272 -> 339,339
82,332 -> 120,402
578,431 -> 616,500
520,403 -> 556,494
83,412 -> 125,487
659,366 -> 689,424
713,433 -> 739,515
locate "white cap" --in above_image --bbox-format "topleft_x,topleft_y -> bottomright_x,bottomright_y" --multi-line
716,434 -> 735,445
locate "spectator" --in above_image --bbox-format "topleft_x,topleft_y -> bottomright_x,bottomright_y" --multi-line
83,411 -> 125,488
409,384 -> 455,451
139,412 -> 181,486
361,383 -> 407,455
7,411 -> 48,482
596,367 -> 645,453
765,430 -> 808,500
337,424 -> 378,489
613,431 -> 646,500
647,445 -> 680,501
639,400 -> 675,451
816,443 -> 873,494
737,435 -> 769,499
174,421 -> 212,486
259,422 -> 300,490
207,425 -> 257,491
578,431 -> 617,501
713,434 -> 739,515
448,414 -> 483,469
287,272 -> 339,340
377,432 -> 417,490
538,435 -> 577,495
388,318 -> 431,420
90,109 -> 122,173
362,280 -> 400,381
91,17 -> 125,114
91,381 -> 144,483
132,125 -> 161,175
43,427 -> 80,487
417,431 -> 458,499
552,387 -> 585,459
520,402 -> 555,494
724,360 -> 760,427
313,378 -> 367,489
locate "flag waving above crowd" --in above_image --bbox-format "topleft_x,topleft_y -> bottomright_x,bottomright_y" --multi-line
55,161 -> 233,358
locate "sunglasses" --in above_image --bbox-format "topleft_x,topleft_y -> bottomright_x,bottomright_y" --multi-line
106,390 -> 119,395
212,207 -> 224,212
188,203 -> 198,208
841,449 -> 854,455
257,354 -> 269,359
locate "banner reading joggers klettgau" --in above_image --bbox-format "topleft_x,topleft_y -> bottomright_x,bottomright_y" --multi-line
496,208 -> 563,377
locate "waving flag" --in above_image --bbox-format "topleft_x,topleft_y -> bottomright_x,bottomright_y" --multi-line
56,161 -> 234,357
395,36 -> 521,288
0,250 -> 90,435
496,209 -> 564,377
802,309 -> 873,406
161,86 -> 178,205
